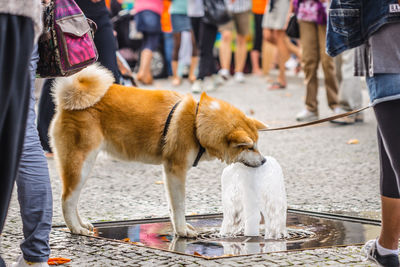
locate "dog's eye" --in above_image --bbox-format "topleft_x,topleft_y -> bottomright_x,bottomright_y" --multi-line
248,147 -> 254,151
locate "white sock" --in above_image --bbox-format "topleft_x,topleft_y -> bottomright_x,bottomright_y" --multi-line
376,239 -> 399,256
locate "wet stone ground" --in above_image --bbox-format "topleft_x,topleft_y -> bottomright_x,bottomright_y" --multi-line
1,72 -> 383,266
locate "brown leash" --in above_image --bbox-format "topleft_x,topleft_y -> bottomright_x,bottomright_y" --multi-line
259,105 -> 371,132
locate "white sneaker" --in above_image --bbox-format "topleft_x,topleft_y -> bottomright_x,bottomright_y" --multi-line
234,72 -> 245,83
205,75 -> 220,92
11,255 -> 49,267
191,79 -> 203,94
296,109 -> 318,122
218,69 -> 230,81
212,74 -> 224,87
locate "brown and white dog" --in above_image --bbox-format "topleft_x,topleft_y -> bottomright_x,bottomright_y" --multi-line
50,64 -> 268,237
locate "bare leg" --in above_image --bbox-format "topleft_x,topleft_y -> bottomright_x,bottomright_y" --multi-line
235,34 -> 248,73
379,195 -> 400,249
219,30 -> 233,71
250,50 -> 262,75
172,32 -> 182,86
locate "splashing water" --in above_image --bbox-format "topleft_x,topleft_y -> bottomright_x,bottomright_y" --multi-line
220,156 -> 287,239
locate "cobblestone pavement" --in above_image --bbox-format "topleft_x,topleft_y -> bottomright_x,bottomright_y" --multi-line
1,70 -> 381,266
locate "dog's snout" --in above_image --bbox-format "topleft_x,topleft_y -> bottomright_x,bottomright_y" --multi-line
261,157 -> 267,165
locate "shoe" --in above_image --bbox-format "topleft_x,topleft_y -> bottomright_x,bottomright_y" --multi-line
205,76 -> 218,92
11,255 -> 49,267
191,80 -> 203,94
234,72 -> 245,83
362,239 -> 400,267
296,109 -> 318,122
218,69 -> 230,81
330,107 -> 364,125
269,81 -> 286,90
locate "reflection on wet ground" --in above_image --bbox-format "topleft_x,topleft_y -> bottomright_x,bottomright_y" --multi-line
89,211 -> 380,259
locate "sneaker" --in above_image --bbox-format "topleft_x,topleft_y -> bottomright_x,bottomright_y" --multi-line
212,74 -> 224,87
191,79 -> 203,94
218,69 -> 230,81
330,108 -> 364,125
296,109 -> 318,122
234,72 -> 245,83
362,239 -> 400,267
205,77 -> 218,92
11,255 -> 49,267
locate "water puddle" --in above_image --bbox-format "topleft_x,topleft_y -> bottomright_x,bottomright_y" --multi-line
78,210 -> 380,259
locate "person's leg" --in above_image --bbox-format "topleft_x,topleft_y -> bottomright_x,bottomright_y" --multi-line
273,30 -> 290,88
219,29 -> 233,75
16,45 -> 52,263
0,15 -> 34,263
93,18 -> 120,83
188,30 -> 198,82
197,22 -> 218,80
172,31 -> 182,85
251,14 -> 263,75
374,99 -> 400,250
337,49 -> 363,111
299,21 -> 319,113
163,32 -> 174,76
37,79 -> 55,155
234,11 -> 250,75
317,24 -> 339,111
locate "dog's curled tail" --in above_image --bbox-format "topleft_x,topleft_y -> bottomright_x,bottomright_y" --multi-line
52,63 -> 115,110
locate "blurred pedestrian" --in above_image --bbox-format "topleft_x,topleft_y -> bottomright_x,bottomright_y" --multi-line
331,48 -> 364,125
218,0 -> 251,83
326,1 -> 400,266
133,0 -> 163,85
190,0 -> 220,93
75,0 -> 121,82
0,1 -> 41,266
251,0 -> 267,75
161,0 -> 174,76
170,0 -> 198,86
295,0 -> 339,121
262,0 -> 297,89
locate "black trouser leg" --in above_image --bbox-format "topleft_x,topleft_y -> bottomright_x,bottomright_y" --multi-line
0,13 -> 34,258
197,22 -> 218,80
374,99 -> 400,198
37,79 -> 55,153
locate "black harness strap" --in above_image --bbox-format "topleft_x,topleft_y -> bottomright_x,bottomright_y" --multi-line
162,101 -> 205,167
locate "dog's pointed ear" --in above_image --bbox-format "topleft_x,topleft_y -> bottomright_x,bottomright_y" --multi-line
252,118 -> 269,130
228,130 -> 254,147
200,92 -> 209,102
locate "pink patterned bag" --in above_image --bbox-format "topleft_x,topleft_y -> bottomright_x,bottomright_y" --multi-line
37,0 -> 98,77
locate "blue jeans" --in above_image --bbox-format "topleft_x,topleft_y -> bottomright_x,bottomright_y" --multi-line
163,32 -> 174,76
16,45 -> 53,263
366,73 -> 400,106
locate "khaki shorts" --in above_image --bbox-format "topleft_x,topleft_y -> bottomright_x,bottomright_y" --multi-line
219,11 -> 250,36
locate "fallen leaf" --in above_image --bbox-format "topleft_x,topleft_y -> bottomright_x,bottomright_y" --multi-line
249,109 -> 255,115
161,236 -> 169,242
347,139 -> 359,144
123,238 -> 131,242
48,258 -> 71,265
285,93 -> 292,97
155,180 -> 164,185
189,212 -> 198,215
193,251 -> 202,256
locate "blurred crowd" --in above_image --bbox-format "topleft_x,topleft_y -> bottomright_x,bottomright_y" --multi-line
108,0 -> 364,124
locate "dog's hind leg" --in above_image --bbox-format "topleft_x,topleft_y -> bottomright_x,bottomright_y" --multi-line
163,164 -> 198,238
58,146 -> 101,235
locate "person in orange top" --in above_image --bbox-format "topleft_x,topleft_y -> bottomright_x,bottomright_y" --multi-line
161,0 -> 173,76
251,0 -> 268,75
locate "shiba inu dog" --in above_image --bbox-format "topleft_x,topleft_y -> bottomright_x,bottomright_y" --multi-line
50,64 -> 267,237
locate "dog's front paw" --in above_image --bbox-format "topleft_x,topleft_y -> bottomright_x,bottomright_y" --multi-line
175,223 -> 198,238
69,225 -> 93,236
80,220 -> 94,231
